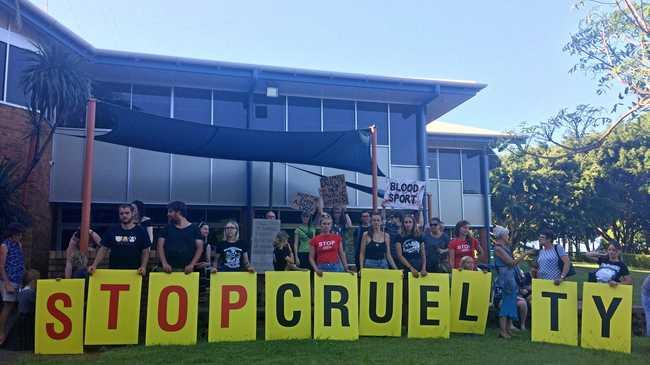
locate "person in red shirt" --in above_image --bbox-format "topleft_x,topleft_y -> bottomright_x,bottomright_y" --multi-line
448,220 -> 483,269
309,215 -> 353,276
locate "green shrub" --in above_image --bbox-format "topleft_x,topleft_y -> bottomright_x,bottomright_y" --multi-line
621,253 -> 650,270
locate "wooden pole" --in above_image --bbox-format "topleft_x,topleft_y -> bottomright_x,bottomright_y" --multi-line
370,125 -> 378,212
79,99 -> 96,254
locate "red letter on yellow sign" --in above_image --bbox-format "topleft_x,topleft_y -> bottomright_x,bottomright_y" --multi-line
208,272 -> 257,342
145,272 -> 199,346
84,269 -> 143,345
35,279 -> 85,354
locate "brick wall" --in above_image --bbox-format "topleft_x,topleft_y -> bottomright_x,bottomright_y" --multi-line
0,103 -> 53,275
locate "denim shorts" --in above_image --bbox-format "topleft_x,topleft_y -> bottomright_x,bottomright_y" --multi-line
318,263 -> 343,272
364,259 -> 388,269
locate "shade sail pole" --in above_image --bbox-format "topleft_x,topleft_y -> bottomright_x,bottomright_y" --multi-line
370,125 -> 378,211
79,99 -> 96,254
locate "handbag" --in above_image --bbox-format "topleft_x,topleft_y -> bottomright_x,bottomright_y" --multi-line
553,244 -> 575,277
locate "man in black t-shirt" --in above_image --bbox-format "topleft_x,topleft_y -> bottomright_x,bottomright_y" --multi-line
88,204 -> 151,275
157,201 -> 204,274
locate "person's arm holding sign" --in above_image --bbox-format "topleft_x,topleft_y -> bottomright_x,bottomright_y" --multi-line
309,243 -> 321,276
185,238 -> 204,274
293,230 -> 301,266
420,242 -> 427,277
358,232 -> 369,274
385,234 -> 398,270
242,251 -> 255,273
157,236 -> 172,273
138,231 -> 151,276
88,230 -> 109,275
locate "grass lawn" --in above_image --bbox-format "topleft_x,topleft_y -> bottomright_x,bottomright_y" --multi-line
14,329 -> 650,365
573,263 -> 648,305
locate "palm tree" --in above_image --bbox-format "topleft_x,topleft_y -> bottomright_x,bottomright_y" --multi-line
8,42 -> 91,194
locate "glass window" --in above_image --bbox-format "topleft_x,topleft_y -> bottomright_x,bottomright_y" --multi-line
174,87 -> 211,124
132,85 -> 170,117
427,150 -> 438,179
252,94 -> 285,131
462,150 -> 485,194
357,102 -> 388,145
389,104 -> 418,165
93,81 -> 131,107
323,99 -> 354,131
213,90 -> 247,128
0,41 -> 6,101
288,96 -> 320,131
438,149 -> 461,180
6,45 -> 34,106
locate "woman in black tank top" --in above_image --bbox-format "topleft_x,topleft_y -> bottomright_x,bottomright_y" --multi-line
359,212 -> 398,272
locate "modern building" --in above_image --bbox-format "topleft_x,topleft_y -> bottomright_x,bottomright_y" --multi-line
0,1 -> 507,268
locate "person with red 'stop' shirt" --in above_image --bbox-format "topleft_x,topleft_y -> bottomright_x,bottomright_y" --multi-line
309,215 -> 353,276
448,220 -> 483,269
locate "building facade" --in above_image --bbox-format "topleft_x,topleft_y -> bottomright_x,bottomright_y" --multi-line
0,1 -> 501,259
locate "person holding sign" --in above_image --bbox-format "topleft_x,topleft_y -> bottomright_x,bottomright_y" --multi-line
212,221 -> 255,273
395,214 -> 427,278
584,241 -> 632,286
536,229 -> 571,285
294,212 -> 317,269
64,227 -> 101,279
309,215 -> 353,276
359,212 -> 398,271
89,204 -> 152,275
492,226 -> 532,339
157,201 -> 204,274
448,220 -> 483,269
273,231 -> 304,271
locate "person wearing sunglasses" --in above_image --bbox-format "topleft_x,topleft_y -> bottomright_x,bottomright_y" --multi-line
212,221 -> 255,273
423,217 -> 449,273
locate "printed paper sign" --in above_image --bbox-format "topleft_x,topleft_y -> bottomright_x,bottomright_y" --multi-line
408,273 -> 450,339
320,174 -> 348,208
209,272 -> 257,342
85,269 -> 143,345
383,178 -> 426,210
250,218 -> 281,273
291,192 -> 319,215
450,269 -> 491,334
581,282 -> 632,353
531,279 -> 578,346
145,272 -> 199,346
359,269 -> 403,337
35,279 -> 85,354
265,271 -> 311,340
314,272 -> 359,340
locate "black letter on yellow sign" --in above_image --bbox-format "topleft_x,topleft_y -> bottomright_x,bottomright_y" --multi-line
369,282 -> 394,323
593,296 -> 622,338
541,291 -> 567,331
420,285 -> 440,326
276,283 -> 301,327
459,282 -> 478,321
324,285 -> 350,327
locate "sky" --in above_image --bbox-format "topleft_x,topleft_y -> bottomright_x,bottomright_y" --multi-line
30,0 -> 615,132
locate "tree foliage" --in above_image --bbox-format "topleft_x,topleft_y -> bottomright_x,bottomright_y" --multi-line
491,115 -> 649,253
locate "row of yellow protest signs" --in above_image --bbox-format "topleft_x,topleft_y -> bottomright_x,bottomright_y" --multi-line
35,269 -> 633,355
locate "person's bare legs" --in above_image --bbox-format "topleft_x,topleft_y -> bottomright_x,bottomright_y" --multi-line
498,317 -> 511,339
517,298 -> 528,330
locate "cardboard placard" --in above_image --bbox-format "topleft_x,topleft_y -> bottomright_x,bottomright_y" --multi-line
383,178 -> 426,210
408,273 -> 450,339
320,174 -> 348,208
291,192 -> 319,215
265,271 -> 312,340
250,218 -> 281,273
35,279 -> 85,354
208,272 -> 257,342
531,279 -> 578,346
85,269 -> 143,345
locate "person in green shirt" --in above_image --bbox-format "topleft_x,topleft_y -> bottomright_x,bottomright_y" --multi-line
294,212 -> 316,269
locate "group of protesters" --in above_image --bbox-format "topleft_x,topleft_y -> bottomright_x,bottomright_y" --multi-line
1,198 -> 649,350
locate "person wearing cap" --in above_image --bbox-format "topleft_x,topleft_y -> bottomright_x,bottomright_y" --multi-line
584,241 -> 632,286
0,223 -> 26,345
492,225 -> 531,339
423,217 -> 449,273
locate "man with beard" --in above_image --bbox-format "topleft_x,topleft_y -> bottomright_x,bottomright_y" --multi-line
157,201 -> 204,274
88,204 -> 151,275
